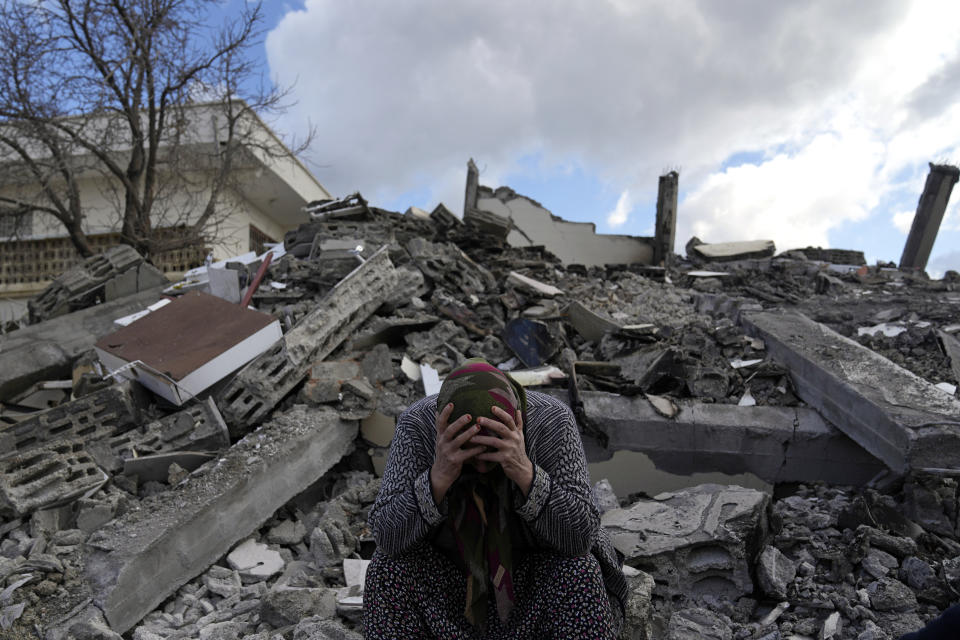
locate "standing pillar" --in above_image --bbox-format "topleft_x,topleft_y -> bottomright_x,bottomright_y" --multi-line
464,158 -> 479,215
654,171 -> 679,266
899,163 -> 959,272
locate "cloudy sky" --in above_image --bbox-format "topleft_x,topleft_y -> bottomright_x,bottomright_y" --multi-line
236,0 -> 960,274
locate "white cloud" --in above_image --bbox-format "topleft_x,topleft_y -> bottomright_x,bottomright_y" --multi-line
606,190 -> 632,227
892,210 -> 916,234
263,0 -> 960,260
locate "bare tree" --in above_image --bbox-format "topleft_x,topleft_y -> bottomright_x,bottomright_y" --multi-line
0,0 -> 308,259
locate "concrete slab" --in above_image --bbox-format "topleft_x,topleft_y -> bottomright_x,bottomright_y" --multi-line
216,247 -> 397,435
602,484 -> 768,601
577,391 -> 885,485
741,311 -> 960,473
688,239 -> 776,262
83,405 -> 358,633
0,286 -> 166,402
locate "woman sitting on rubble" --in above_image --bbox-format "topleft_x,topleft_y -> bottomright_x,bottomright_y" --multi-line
364,358 -> 627,639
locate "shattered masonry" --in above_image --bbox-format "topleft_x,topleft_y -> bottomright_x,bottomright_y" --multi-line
0,160 -> 959,639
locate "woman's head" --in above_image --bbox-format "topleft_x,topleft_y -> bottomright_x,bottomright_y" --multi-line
437,358 -> 526,471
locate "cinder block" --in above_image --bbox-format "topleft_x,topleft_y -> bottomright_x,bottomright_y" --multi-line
83,405 -> 358,634
216,247 -> 397,435
0,385 -> 140,459
0,439 -> 108,516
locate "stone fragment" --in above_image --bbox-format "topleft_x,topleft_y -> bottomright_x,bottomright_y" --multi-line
602,484 -> 768,601
821,611 -> 841,639
267,519 -> 307,546
756,545 -> 797,600
360,343 -> 394,384
861,548 -> 897,579
867,577 -> 918,612
293,616 -> 363,640
592,479 -> 620,515
227,538 -> 285,580
260,586 -> 337,627
620,568 -> 655,640
203,565 -> 242,598
899,556 -> 937,591
666,607 -> 732,640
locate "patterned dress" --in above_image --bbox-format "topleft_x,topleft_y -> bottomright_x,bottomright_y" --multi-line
364,391 -> 627,639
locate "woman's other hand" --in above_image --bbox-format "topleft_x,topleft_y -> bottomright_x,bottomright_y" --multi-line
430,403 -> 484,505
472,406 -> 535,497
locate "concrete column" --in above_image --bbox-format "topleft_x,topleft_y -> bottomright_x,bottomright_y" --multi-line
464,158 -> 480,215
899,163 -> 959,272
654,171 -> 679,266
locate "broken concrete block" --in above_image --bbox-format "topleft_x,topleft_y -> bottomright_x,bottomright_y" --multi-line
28,245 -> 164,324
96,291 -> 282,406
360,343 -> 394,384
267,519 -> 307,546
95,398 -> 229,475
0,384 -> 141,459
83,405 -> 358,633
216,247 -> 397,435
301,361 -> 363,404
406,237 -> 495,295
620,568 -> 655,640
666,607 -> 733,640
577,391 -> 885,485
207,266 -> 242,304
122,452 -> 214,483
742,311 -> 960,473
686,237 -> 776,262
293,616 -> 363,640
227,538 -> 285,581
0,439 -> 109,517
756,545 -> 796,599
566,301 -> 620,343
601,484 -> 768,601
867,577 -> 918,612
506,271 -> 564,297
261,586 -> 338,627
0,287 -> 165,402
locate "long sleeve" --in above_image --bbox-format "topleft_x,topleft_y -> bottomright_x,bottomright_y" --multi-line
367,396 -> 445,556
513,392 -> 600,557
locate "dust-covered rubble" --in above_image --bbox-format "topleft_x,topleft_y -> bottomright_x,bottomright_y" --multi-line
1,165 -> 960,638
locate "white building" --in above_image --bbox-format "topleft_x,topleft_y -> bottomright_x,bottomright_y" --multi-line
0,102 -> 330,306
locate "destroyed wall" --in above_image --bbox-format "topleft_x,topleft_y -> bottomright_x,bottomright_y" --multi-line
465,159 -> 658,267
1,173 -> 960,639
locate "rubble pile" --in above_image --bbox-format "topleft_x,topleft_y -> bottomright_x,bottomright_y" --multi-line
0,178 -> 959,639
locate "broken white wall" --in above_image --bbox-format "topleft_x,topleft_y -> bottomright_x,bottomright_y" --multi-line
479,194 -> 655,267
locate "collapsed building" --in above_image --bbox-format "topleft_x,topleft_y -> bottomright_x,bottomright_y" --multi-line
0,161 -> 958,639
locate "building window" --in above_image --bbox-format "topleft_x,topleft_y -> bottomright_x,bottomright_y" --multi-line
249,224 -> 275,255
0,211 -> 34,238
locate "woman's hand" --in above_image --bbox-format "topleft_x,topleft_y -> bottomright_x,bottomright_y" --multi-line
472,406 -> 534,497
430,403 -> 484,505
